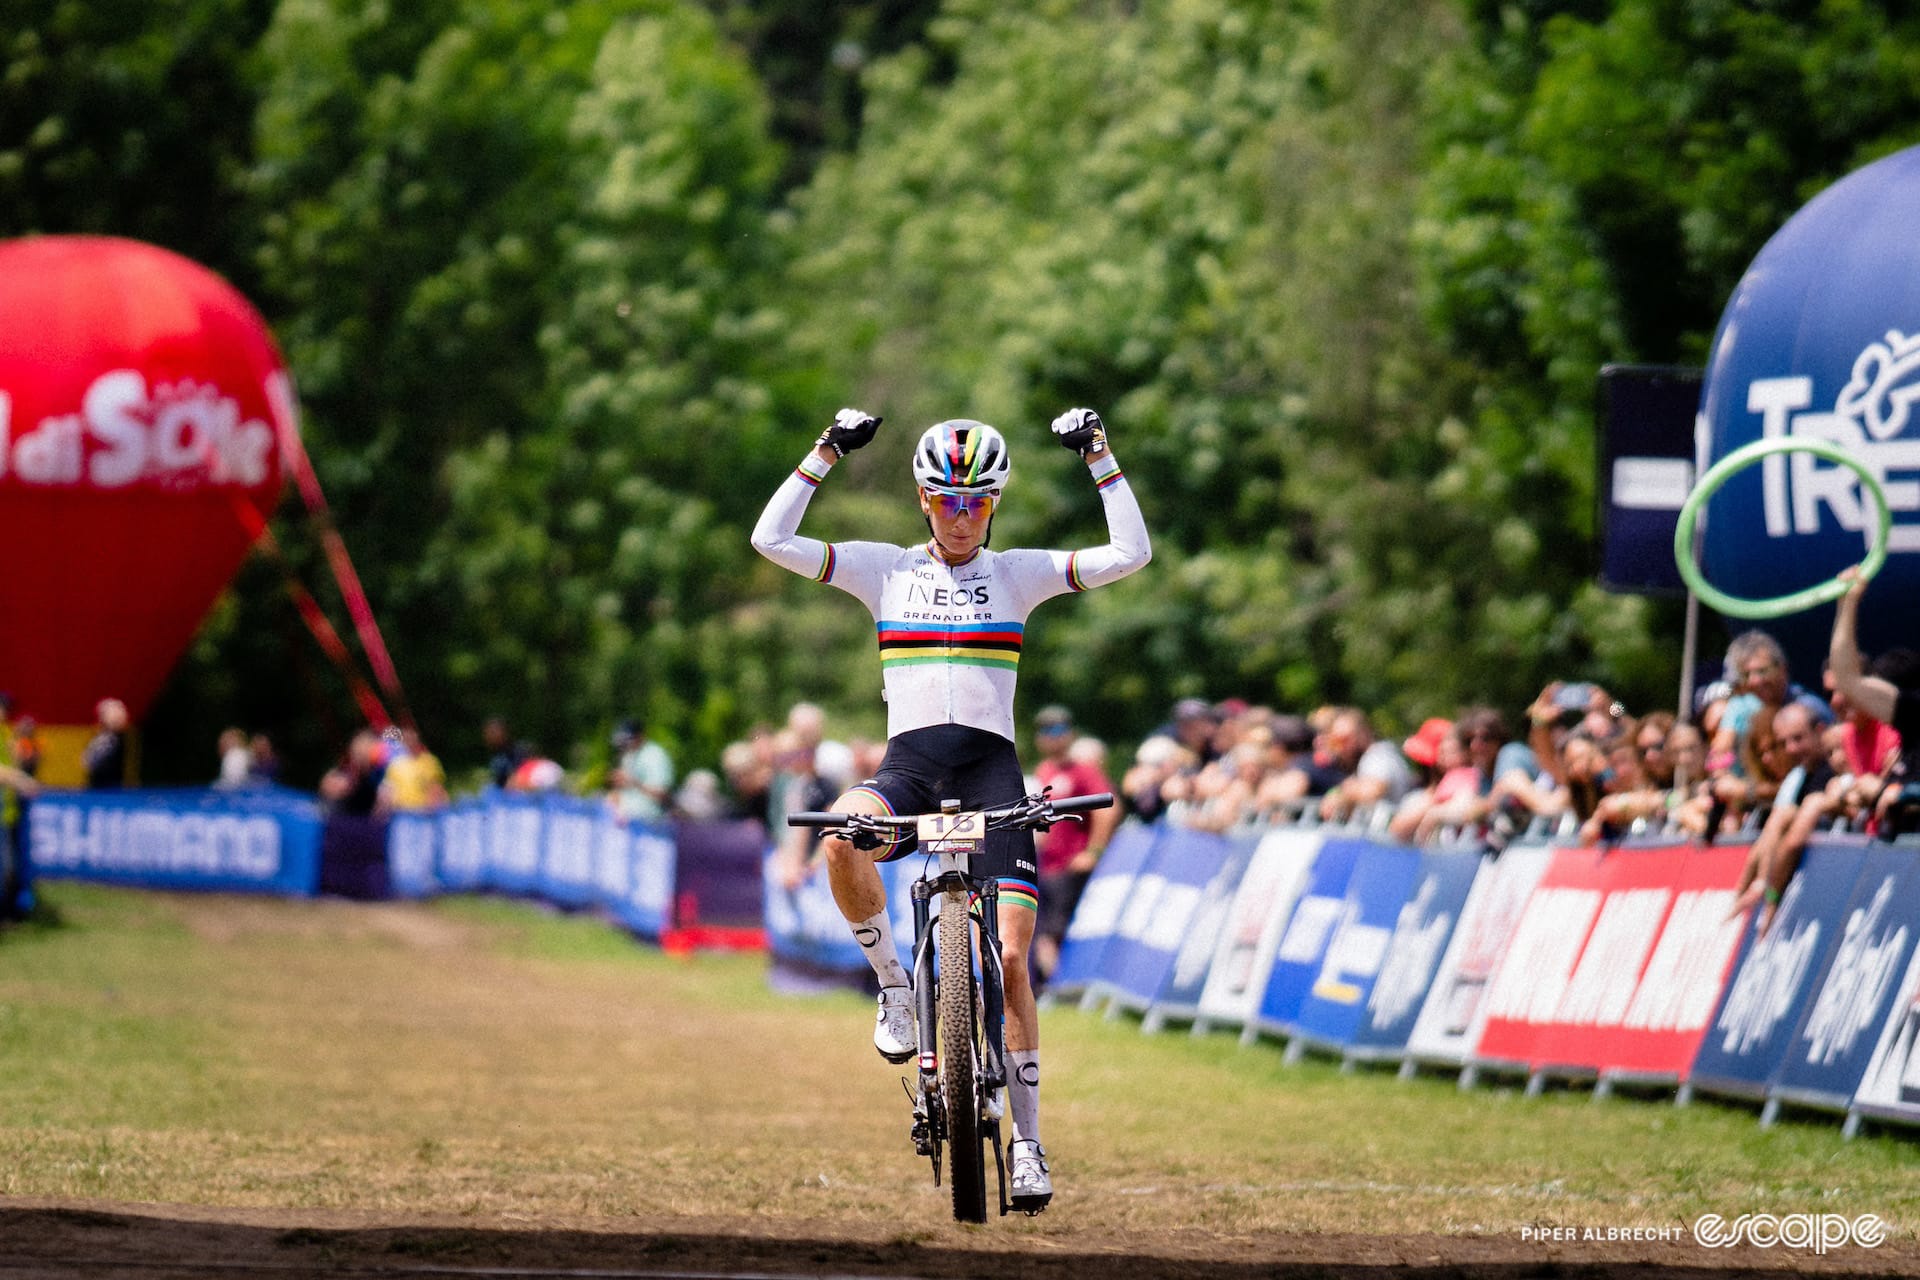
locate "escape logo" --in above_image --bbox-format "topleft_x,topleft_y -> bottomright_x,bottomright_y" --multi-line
1692,1213 -> 1886,1253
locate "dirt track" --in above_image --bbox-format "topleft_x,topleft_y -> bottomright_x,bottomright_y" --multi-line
4,892 -> 1917,1278
6,1200 -> 1919,1279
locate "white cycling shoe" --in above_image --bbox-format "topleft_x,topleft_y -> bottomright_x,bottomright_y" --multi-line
874,985 -> 917,1063
1009,1139 -> 1052,1213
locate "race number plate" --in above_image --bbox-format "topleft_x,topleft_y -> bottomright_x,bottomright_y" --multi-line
918,811 -> 985,876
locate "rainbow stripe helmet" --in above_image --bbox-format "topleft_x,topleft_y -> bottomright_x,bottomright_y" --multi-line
912,419 -> 1010,494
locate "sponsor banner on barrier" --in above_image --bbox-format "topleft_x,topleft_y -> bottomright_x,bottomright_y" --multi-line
1689,840 -> 1871,1099
1477,843 -> 1744,1077
438,799 -> 488,894
1194,826 -> 1324,1030
1100,827 -> 1234,1011
1404,843 -> 1552,1066
619,826 -> 677,938
1349,846 -> 1484,1056
1772,843 -> 1920,1112
1251,837 -> 1368,1037
387,811 -> 440,899
1853,908 -> 1920,1128
390,793 -> 675,938
1049,821 -> 1163,998
28,786 -> 323,897
1147,831 -> 1263,1023
538,797 -> 603,909
1285,841 -> 1426,1050
483,795 -> 546,896
765,850 -> 916,974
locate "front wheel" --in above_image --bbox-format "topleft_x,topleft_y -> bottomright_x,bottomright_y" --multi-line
938,890 -> 987,1223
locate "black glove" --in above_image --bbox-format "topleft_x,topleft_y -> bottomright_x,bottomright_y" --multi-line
815,408 -> 881,459
1051,407 -> 1106,456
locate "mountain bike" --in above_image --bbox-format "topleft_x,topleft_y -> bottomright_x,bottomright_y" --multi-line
789,788 -> 1113,1222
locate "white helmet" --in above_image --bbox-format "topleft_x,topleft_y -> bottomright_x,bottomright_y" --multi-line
912,419 -> 1011,494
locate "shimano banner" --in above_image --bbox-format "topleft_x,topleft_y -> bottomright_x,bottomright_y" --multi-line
28,786 -> 323,897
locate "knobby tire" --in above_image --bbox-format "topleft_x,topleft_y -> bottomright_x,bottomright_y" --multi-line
939,892 -> 987,1223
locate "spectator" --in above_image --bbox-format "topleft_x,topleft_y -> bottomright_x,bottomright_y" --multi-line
1730,701 -> 1832,934
773,738 -> 856,890
1828,567 -> 1920,836
380,728 -> 449,812
11,713 -> 41,781
1386,718 -> 1457,842
483,716 -> 524,789
506,748 -> 565,793
1163,697 -> 1222,767
1707,629 -> 1836,765
215,727 -> 252,789
609,718 -> 675,827
767,702 -> 826,827
82,697 -> 130,789
1250,714 -> 1317,820
719,736 -> 772,823
248,733 -> 282,787
1030,706 -> 1119,985
320,730 -> 385,816
1120,734 -> 1190,823
1287,707 -> 1414,823
0,694 -> 41,920
673,769 -> 726,821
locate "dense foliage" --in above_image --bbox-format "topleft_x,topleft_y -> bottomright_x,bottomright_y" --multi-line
6,0 -> 1920,782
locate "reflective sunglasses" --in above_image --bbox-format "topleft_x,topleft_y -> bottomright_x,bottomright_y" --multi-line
928,491 -> 996,520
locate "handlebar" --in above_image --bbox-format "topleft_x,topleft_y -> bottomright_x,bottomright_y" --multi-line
787,789 -> 1113,833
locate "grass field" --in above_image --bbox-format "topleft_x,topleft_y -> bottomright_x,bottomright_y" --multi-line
3,882 -> 1918,1276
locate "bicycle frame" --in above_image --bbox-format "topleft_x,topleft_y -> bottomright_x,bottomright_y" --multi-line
910,808 -> 1008,1094
907,807 -> 1009,1214
785,788 -> 1112,1221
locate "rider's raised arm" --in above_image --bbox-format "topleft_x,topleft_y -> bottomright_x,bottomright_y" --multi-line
749,443 -> 841,579
751,409 -> 881,575
1046,407 -> 1153,593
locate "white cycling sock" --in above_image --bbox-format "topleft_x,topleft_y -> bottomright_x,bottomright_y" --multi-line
852,911 -> 910,990
1008,1049 -> 1041,1146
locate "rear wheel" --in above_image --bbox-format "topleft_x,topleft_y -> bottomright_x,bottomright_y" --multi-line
938,891 -> 987,1223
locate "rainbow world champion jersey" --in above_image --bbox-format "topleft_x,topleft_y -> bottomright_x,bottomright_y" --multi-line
751,448 -> 1150,742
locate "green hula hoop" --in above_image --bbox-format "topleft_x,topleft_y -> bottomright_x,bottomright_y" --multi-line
1673,435 -> 1891,619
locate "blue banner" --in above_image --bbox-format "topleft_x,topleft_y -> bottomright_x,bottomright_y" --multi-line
1852,914 -> 1920,1129
386,811 -> 441,899
1771,842 -> 1920,1113
1048,821 -> 1163,1000
27,786 -> 323,897
1283,842 -> 1425,1050
1688,839 -> 1870,1100
1347,846 -> 1485,1057
1194,827 -> 1325,1031
1146,831 -> 1262,1027
1251,836 -> 1368,1038
1099,827 -> 1234,1012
